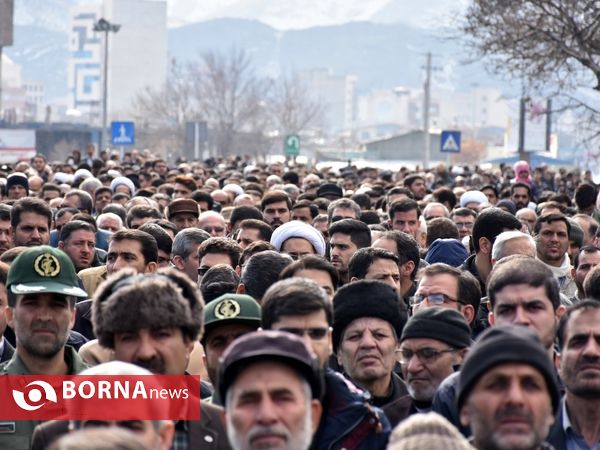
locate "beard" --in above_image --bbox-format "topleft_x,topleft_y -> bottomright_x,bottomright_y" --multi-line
226,401 -> 313,450
19,322 -> 68,359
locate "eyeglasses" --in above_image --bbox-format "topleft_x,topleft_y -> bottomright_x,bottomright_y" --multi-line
198,267 -> 210,276
278,327 -> 330,340
397,347 -> 456,365
202,226 -> 225,234
409,293 -> 462,307
455,222 -> 474,229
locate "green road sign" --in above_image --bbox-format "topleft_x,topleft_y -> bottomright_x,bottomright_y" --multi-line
285,134 -> 300,156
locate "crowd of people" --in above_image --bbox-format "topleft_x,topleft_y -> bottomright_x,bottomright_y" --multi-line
1,147 -> 600,450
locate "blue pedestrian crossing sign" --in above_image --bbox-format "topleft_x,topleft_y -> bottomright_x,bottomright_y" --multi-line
440,130 -> 461,153
111,121 -> 135,146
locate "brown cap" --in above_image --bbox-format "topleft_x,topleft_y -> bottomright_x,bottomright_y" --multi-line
167,198 -> 199,219
218,330 -> 323,404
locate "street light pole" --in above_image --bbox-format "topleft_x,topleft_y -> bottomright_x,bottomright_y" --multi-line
422,52 -> 432,170
94,18 -> 120,153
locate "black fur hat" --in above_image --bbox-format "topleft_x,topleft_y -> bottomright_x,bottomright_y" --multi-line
92,267 -> 204,349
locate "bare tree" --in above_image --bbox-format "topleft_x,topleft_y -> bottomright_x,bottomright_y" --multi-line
459,0 -> 600,139
268,74 -> 325,135
189,48 -> 271,157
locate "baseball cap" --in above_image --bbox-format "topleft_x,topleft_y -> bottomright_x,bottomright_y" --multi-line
218,330 -> 323,404
7,246 -> 87,298
202,294 -> 261,344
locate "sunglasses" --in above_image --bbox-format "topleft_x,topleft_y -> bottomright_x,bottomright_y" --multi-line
202,226 -> 225,233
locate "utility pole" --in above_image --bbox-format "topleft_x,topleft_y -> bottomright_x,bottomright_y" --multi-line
423,52 -> 432,170
94,18 -> 120,153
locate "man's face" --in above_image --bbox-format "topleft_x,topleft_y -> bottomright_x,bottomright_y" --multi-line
113,327 -> 193,375
337,318 -> 398,389
203,323 -> 258,384
237,227 -> 261,250
536,220 -> 569,265
390,210 -> 420,239
199,216 -> 227,237
399,337 -> 463,402
32,157 -> 46,172
452,215 -> 475,239
7,293 -> 75,359
560,308 -> 600,398
330,207 -> 358,222
511,187 -> 530,209
171,213 -> 199,232
414,273 -> 461,313
574,251 -> 600,293
61,194 -> 81,211
281,238 -> 315,261
490,284 -> 560,350
482,188 -> 498,205
0,219 -> 12,255
460,363 -> 554,450
8,184 -> 27,200
516,209 -> 537,233
294,269 -> 335,300
42,189 -> 61,204
272,310 -> 332,368
263,201 -> 291,229
329,233 -> 357,273
59,229 -> 96,271
173,183 -> 193,199
409,179 -> 426,200
98,216 -> 122,233
14,212 -> 50,247
291,207 -> 313,224
226,361 -> 321,450
107,239 -> 153,275
95,192 -> 112,214
198,252 -> 233,281
363,258 -> 401,294
173,244 -> 201,281
54,211 -> 74,235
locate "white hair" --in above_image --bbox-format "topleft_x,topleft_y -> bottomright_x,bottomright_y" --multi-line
492,230 -> 536,262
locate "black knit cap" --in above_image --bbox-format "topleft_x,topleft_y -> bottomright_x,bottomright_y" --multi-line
401,307 -> 471,349
457,325 -> 560,413
332,280 -> 407,354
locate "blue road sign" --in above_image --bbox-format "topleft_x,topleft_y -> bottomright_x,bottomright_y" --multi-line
111,121 -> 135,146
441,130 -> 461,153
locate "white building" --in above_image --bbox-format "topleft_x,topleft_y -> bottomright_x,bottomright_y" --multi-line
299,69 -> 356,133
68,0 -> 167,124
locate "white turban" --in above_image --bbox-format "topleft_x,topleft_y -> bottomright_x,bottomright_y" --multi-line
270,220 -> 326,256
459,190 -> 488,208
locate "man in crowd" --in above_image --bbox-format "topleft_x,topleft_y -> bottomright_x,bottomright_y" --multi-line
388,199 -> 421,241
167,198 -> 200,232
458,326 -> 559,450
261,277 -> 392,448
235,219 -> 272,250
534,213 -> 577,297
171,228 -> 210,281
511,182 -> 533,210
549,300 -> 600,448
11,197 -> 51,247
390,308 -> 471,424
261,191 -> 292,229
570,245 -> 600,304
270,220 -> 326,260
58,220 -> 97,272
412,263 -> 481,329
0,204 -> 13,256
0,246 -> 88,450
333,280 -> 408,408
201,293 -> 261,386
199,211 -> 227,237
218,330 -> 323,450
92,267 -> 230,448
348,247 -> 402,294
450,207 -> 477,241
0,262 -> 13,363
329,219 -> 371,285
403,174 -> 427,200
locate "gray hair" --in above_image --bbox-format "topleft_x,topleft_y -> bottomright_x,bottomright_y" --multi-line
172,228 -> 210,258
492,230 -> 536,262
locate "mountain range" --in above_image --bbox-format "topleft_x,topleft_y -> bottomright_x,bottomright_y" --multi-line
6,0 -> 506,102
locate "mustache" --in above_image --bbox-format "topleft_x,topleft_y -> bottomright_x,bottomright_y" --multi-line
495,406 -> 533,424
133,358 -> 166,374
31,323 -> 58,333
247,425 -> 290,444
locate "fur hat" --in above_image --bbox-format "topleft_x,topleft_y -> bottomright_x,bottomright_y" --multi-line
92,268 -> 204,349
332,280 -> 407,354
